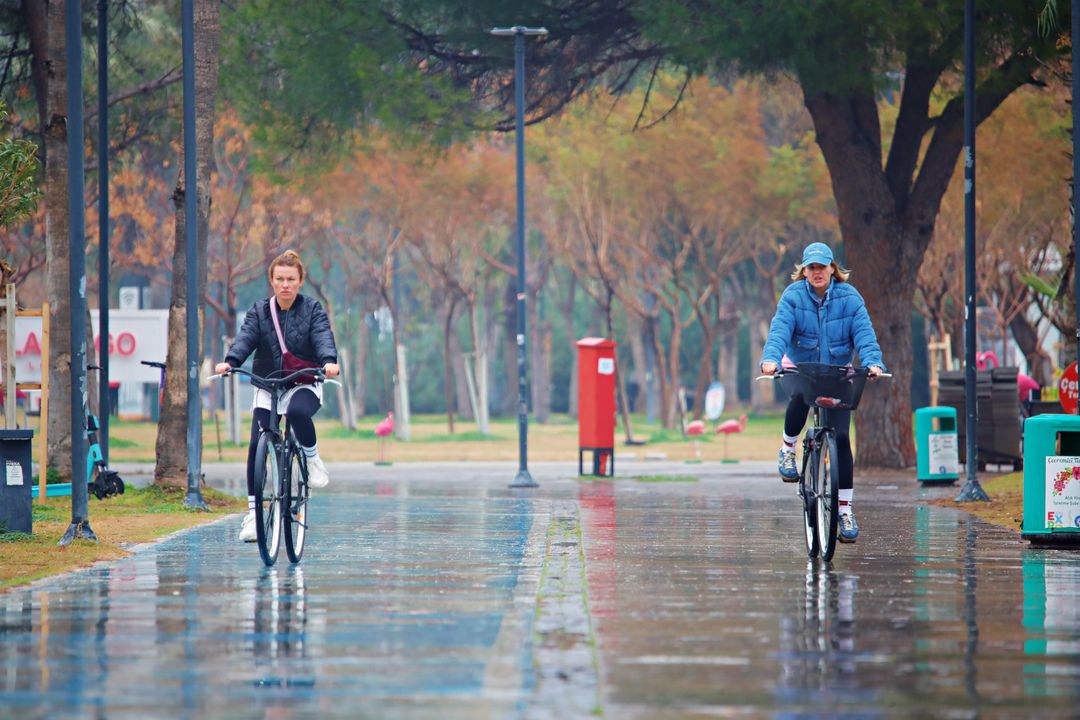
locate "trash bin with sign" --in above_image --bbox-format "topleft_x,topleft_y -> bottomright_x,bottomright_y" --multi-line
1022,413 -> 1080,543
914,406 -> 959,483
577,338 -> 617,477
0,429 -> 33,534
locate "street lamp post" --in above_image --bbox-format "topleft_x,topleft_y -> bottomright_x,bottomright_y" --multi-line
955,0 -> 988,502
490,25 -> 547,489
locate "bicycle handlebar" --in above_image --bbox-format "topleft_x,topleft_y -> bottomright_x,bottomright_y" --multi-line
209,366 -> 342,391
141,360 -> 167,370
756,367 -> 893,382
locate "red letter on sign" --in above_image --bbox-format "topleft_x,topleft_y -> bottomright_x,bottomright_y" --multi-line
19,332 -> 41,356
117,332 -> 137,356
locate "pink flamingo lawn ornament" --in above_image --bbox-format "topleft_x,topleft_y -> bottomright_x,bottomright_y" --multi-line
715,415 -> 748,462
374,411 -> 394,465
685,419 -> 706,463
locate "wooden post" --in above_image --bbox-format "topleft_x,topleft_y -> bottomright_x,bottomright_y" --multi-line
4,283 -> 14,427
927,333 -> 954,407
39,302 -> 49,501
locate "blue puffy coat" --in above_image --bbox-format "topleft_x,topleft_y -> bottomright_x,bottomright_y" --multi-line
761,279 -> 885,371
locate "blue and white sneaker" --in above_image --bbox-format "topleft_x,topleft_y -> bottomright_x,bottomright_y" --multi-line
778,448 -> 799,482
839,512 -> 859,543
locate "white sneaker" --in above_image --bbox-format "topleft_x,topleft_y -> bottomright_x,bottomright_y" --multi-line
239,511 -> 257,542
306,454 -> 329,488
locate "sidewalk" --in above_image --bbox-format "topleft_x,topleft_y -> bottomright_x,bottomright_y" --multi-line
3,462 -> 1077,718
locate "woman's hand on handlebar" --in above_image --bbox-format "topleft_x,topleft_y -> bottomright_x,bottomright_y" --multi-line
760,361 -> 778,376
868,365 -> 884,378
214,361 -> 232,375
323,362 -> 340,378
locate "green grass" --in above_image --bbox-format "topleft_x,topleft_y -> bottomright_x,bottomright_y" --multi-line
629,475 -> 699,483
324,425 -> 377,440
420,430 -> 501,442
94,485 -> 241,515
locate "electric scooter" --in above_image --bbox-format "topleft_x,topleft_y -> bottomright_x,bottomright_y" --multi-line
86,364 -> 125,499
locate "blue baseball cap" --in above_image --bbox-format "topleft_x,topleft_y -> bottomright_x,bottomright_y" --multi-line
802,242 -> 834,267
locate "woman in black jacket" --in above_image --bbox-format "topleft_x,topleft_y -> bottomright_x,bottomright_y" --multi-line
215,250 -> 339,542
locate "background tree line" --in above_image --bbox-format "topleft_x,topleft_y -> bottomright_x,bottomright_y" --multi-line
0,0 -> 1072,477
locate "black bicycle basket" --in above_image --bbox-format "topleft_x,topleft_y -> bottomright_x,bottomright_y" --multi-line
779,362 -> 869,410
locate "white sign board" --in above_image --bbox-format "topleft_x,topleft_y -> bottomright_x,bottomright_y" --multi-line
5,460 -> 23,486
10,310 -> 169,384
927,433 -> 959,475
1045,456 -> 1080,530
704,382 -> 725,421
597,358 -> 614,375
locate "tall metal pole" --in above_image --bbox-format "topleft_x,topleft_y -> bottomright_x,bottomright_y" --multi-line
956,0 -> 989,502
1073,0 -> 1080,386
182,0 -> 206,509
491,25 -> 547,488
60,0 -> 96,546
97,0 -> 110,462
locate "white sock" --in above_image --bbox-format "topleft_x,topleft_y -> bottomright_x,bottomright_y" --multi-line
303,444 -> 318,458
247,495 -> 255,513
839,489 -> 853,515
781,434 -> 798,454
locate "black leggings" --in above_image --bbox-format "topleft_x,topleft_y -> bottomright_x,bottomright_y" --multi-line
784,396 -> 853,490
246,388 -> 321,495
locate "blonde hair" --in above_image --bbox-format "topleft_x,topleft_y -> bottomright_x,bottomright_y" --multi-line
791,261 -> 850,283
268,249 -> 306,283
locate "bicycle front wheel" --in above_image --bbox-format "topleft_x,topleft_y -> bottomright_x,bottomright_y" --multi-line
283,439 -> 309,564
253,432 -> 282,567
800,444 -> 820,559
816,431 -> 840,561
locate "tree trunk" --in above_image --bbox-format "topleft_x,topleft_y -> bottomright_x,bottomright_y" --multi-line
691,317 -> 719,421
1009,310 -> 1054,387
532,318 -> 552,424
44,0 -> 72,480
500,276 -> 517,416
559,273 -> 579,418
154,0 -> 220,487
442,296 -> 457,432
352,318 -> 368,418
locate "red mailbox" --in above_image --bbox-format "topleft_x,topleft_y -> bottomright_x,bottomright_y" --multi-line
577,337 -> 617,476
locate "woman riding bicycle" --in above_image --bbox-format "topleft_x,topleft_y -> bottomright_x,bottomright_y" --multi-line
214,250 -> 340,543
760,242 -> 884,543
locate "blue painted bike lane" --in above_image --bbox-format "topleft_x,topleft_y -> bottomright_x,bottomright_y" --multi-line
0,489 -> 547,719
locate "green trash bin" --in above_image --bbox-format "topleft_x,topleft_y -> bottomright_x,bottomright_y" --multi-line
1022,413 -> 1080,543
915,406 -> 959,483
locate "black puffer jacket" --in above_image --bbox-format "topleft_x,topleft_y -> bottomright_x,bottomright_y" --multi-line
225,294 -> 337,379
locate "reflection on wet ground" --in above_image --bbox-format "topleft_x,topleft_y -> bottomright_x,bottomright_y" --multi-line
1,471 -> 1079,718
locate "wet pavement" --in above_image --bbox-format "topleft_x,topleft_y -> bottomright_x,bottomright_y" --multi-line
3,461 -> 1080,718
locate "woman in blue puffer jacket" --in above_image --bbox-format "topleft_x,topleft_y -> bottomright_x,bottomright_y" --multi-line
760,242 -> 885,543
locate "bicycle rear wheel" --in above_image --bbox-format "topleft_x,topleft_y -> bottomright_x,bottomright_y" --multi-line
816,431 -> 840,561
283,438 -> 309,564
800,443 -> 820,559
253,432 -> 282,566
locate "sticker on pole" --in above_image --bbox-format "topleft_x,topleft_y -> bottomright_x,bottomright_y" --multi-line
927,433 -> 958,475
597,358 -> 614,375
1058,361 -> 1078,414
5,460 -> 23,486
1045,456 -> 1080,529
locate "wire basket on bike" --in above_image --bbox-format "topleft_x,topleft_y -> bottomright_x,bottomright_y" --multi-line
779,362 -> 870,410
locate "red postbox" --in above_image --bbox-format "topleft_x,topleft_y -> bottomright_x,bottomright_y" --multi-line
577,337 -> 617,476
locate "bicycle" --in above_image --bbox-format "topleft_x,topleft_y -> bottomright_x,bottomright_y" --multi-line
758,363 -> 889,561
210,366 -> 339,566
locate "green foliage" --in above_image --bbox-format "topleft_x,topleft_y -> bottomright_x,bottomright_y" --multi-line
1021,272 -> 1060,299
636,1 -> 1055,94
220,1 -> 476,172
0,102 -> 41,229
419,430 -> 498,442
